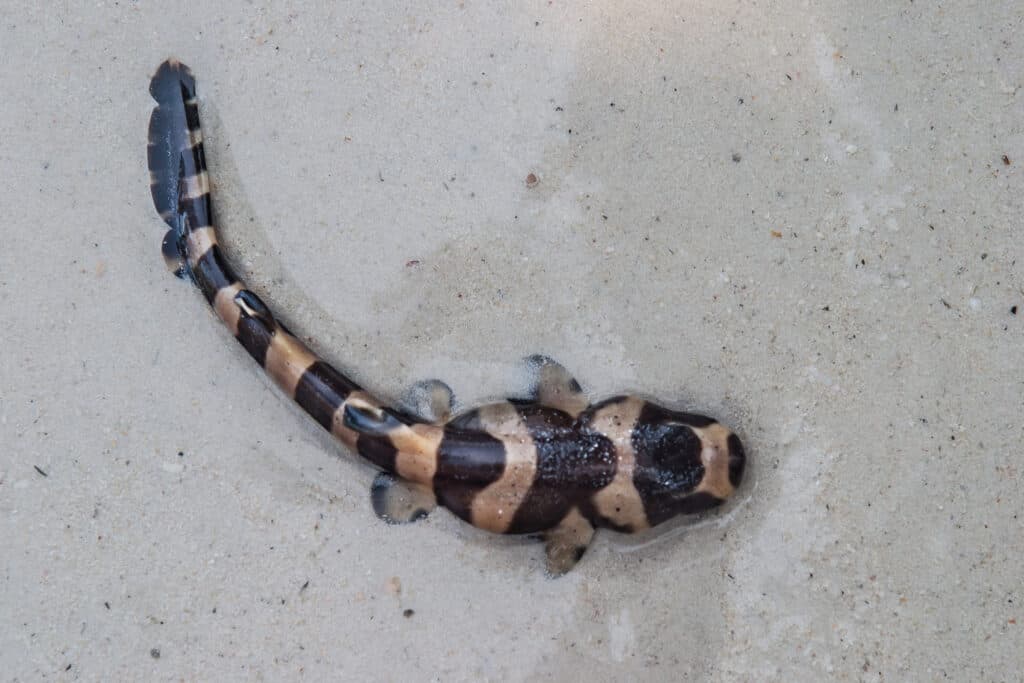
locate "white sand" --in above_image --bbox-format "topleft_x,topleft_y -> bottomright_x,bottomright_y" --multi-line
1,2 -> 1022,679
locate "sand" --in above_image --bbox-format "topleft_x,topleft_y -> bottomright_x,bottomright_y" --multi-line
1,1 -> 1022,680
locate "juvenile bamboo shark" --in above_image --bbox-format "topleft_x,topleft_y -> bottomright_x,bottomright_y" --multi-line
147,59 -> 746,575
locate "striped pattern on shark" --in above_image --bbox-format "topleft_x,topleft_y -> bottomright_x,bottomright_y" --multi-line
147,59 -> 746,575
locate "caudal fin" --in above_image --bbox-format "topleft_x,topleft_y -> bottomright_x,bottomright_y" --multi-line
147,59 -> 210,278
142,59 -> 421,489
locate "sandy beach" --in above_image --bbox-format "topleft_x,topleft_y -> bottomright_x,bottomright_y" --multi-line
1,2 -> 1021,679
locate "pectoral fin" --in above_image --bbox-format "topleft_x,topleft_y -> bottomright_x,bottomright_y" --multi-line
542,508 -> 595,576
370,472 -> 437,524
525,355 -> 589,417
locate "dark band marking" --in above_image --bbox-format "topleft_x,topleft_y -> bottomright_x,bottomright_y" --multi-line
187,136 -> 207,169
184,98 -> 201,131
507,405 -> 616,534
235,313 -> 274,367
631,401 -> 706,526
180,195 -> 213,230
293,361 -> 359,431
191,245 -> 237,303
357,433 -> 398,471
433,424 -> 506,524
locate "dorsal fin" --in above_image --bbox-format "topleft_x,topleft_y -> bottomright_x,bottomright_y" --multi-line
233,289 -> 278,329
343,399 -> 405,436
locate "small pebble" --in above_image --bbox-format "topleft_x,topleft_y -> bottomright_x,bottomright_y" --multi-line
150,648 -> 160,659
525,173 -> 538,188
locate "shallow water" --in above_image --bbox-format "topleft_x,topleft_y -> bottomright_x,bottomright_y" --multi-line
2,2 -> 1022,680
